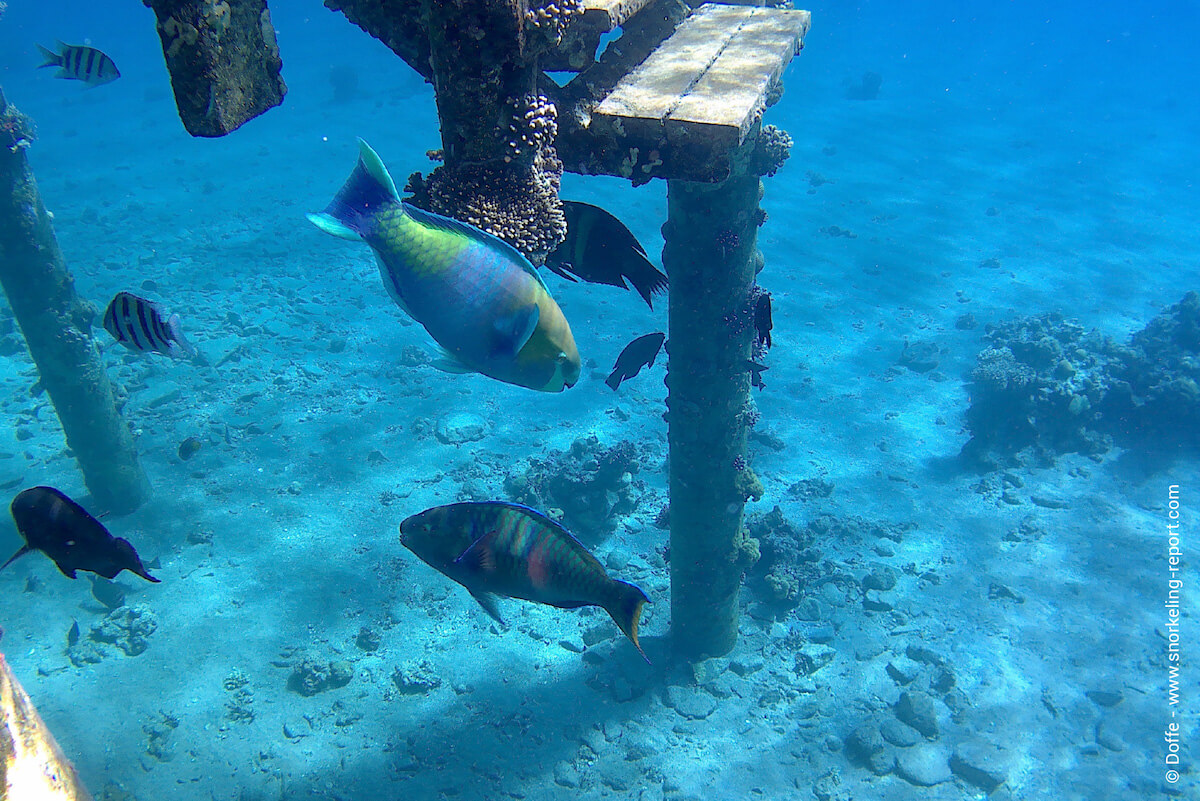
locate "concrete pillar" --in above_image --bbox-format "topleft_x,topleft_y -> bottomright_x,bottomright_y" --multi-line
664,173 -> 763,660
0,90 -> 150,514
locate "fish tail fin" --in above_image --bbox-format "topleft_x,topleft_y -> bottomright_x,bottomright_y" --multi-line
306,138 -> 400,241
1,545 -> 32,571
165,314 -> 199,361
606,580 -> 651,663
605,368 -> 623,391
36,43 -> 61,69
629,254 -> 669,310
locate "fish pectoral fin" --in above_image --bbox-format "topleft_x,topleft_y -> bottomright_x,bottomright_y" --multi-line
431,347 -> 477,375
492,304 -> 540,358
0,545 -> 32,571
468,589 -> 506,627
455,531 -> 500,573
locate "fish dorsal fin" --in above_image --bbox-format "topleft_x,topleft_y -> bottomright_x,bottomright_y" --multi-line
400,203 -> 549,292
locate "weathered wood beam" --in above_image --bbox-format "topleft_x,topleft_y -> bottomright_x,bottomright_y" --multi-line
144,0 -> 286,137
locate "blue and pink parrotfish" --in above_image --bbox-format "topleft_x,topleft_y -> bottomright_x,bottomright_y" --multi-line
307,140 -> 581,392
400,501 -> 650,663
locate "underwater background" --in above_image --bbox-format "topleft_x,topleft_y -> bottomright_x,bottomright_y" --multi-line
0,1 -> 1198,799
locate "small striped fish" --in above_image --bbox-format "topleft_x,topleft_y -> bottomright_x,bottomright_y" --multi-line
401,501 -> 651,662
37,41 -> 119,87
102,291 -> 197,360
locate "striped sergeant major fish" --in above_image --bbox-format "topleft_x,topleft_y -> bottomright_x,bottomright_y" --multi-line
37,41 -> 120,87
102,291 -> 198,361
401,501 -> 651,663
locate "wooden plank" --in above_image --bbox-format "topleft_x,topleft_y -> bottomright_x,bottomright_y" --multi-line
595,3 -> 754,126
666,7 -> 810,149
582,0 -> 654,30
543,0 -> 657,71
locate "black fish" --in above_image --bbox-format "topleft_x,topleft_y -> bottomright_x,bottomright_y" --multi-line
606,332 -> 666,391
3,486 -> 159,583
746,360 -> 769,390
102,291 -> 198,360
177,436 -> 202,461
37,41 -> 120,87
546,201 -> 668,309
753,291 -> 773,351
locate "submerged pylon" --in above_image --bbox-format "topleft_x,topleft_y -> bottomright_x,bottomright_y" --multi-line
0,89 -> 151,515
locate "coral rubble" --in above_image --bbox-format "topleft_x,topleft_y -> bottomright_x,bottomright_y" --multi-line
962,292 -> 1200,468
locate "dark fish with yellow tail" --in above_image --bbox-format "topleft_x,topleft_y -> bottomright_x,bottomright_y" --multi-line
308,139 -> 581,392
37,41 -> 120,87
546,200 -> 668,310
606,332 -> 665,391
400,501 -> 651,662
3,486 -> 159,582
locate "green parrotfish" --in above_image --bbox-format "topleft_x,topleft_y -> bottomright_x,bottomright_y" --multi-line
307,140 -> 581,392
400,501 -> 650,662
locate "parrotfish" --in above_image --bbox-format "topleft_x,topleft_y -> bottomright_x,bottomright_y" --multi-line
3,486 -> 159,582
606,332 -> 665,391
400,501 -> 650,662
308,140 -> 581,392
546,200 -> 668,310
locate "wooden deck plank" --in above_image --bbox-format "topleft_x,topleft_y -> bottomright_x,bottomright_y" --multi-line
595,3 -> 754,123
581,0 -> 654,30
666,7 -> 810,147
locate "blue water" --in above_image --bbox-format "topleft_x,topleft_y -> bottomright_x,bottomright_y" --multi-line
0,1 -> 1197,799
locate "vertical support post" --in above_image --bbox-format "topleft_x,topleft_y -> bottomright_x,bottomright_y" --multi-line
413,0 -> 571,263
143,0 -> 286,137
0,91 -> 150,515
664,173 -> 763,661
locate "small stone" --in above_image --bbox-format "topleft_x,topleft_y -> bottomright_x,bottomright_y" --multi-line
895,691 -> 939,738
794,644 -> 836,675
1031,493 -> 1069,509
1085,689 -> 1123,708
845,722 -> 884,763
392,660 -> 441,695
663,685 -> 717,720
895,745 -> 952,786
553,760 -> 581,788
885,656 -> 921,685
434,412 -> 489,445
1096,718 -> 1125,752
880,718 -> 921,747
862,565 -> 897,592
863,589 -> 895,612
950,740 -> 1011,792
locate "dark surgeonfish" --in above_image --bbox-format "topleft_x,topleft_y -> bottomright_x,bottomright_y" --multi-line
37,41 -> 119,87
546,201 -> 669,310
606,332 -> 665,391
753,291 -> 773,351
3,486 -> 159,582
102,291 -> 198,361
400,501 -> 651,662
